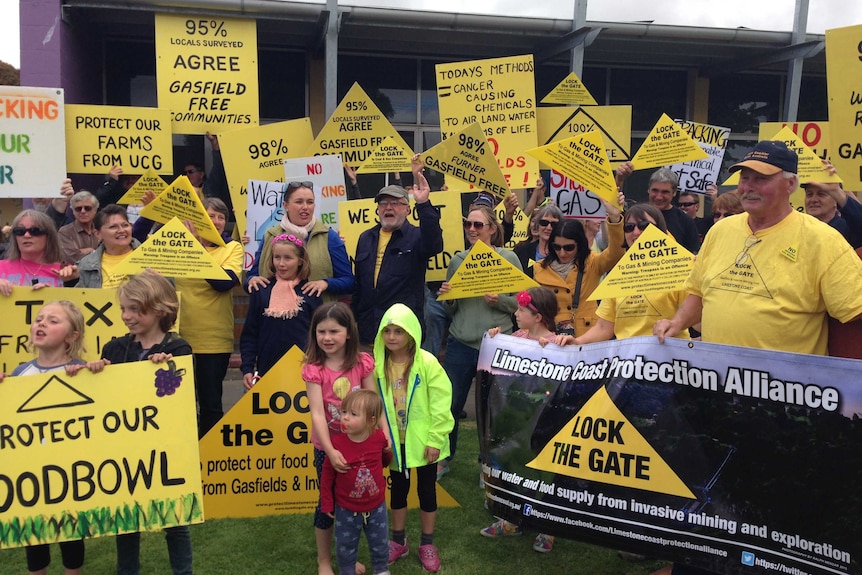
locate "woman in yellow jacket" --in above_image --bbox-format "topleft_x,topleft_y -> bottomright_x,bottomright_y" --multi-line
533,194 -> 625,336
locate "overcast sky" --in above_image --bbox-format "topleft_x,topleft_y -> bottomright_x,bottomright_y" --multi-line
2,0 -> 861,68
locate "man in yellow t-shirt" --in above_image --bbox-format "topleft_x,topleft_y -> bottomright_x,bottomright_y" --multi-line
654,140 -> 862,356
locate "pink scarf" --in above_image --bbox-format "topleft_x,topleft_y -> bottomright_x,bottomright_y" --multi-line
264,278 -> 304,319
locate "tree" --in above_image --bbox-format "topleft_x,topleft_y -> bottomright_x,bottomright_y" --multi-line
0,60 -> 20,86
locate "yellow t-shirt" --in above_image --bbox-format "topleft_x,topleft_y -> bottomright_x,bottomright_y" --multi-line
386,359 -> 409,440
100,251 -> 131,289
597,291 -> 690,340
374,229 -> 393,287
685,210 -> 862,355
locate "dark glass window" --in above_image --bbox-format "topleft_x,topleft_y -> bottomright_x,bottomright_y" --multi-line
609,68 -> 687,131
708,73 -> 782,134
338,55 -> 417,124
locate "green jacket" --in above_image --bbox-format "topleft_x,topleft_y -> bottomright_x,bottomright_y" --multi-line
374,303 -> 454,471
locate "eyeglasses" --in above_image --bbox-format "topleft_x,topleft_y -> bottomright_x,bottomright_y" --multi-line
12,226 -> 47,237
713,211 -> 734,219
183,169 -> 199,175
623,220 -> 651,233
379,199 -> 409,208
735,235 -> 761,266
551,242 -> 576,252
286,181 -> 314,191
678,201 -> 699,208
74,205 -> 94,212
538,219 -> 558,228
463,220 -> 487,230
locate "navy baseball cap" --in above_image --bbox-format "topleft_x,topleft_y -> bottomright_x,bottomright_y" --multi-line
728,140 -> 798,175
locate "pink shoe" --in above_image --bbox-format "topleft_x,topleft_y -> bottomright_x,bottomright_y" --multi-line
388,539 -> 408,564
418,544 -> 441,573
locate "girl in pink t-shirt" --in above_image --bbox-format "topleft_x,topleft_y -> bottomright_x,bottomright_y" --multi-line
302,302 -> 376,575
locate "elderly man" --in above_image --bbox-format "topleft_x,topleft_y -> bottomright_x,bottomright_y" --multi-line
655,140 -> 862,356
352,159 -> 443,345
803,162 -> 862,249
58,190 -> 100,264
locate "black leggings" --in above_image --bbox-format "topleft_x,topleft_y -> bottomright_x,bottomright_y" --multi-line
389,444 -> 438,512
26,541 -> 85,571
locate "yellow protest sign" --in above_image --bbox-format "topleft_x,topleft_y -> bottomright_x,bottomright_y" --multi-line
527,385 -> 695,498
218,118 -> 314,237
117,168 -> 169,205
140,175 -> 225,246
760,121 -> 831,161
0,86 -> 66,198
356,136 -> 413,174
437,240 -> 537,301
111,217 -> 230,280
588,225 -> 693,301
155,14 -> 258,133
436,54 -> 539,189
630,114 -> 708,170
200,347 -> 457,518
422,122 -> 510,199
306,83 -> 413,166
765,126 -> 842,184
64,105 -> 173,174
526,130 -> 618,204
338,190 -> 464,282
537,105 -> 631,165
540,72 -> 598,105
0,287 -> 127,372
826,24 -> 862,189
0,356 -> 203,547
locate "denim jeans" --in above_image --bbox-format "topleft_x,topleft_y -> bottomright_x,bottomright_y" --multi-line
334,502 -> 389,575
442,336 -> 479,461
421,285 -> 449,359
116,526 -> 192,575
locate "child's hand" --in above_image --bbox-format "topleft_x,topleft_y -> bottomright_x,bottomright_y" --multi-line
424,446 -> 441,464
65,364 -> 88,376
0,372 -> 6,383
242,372 -> 257,390
327,449 -> 349,473
148,352 -> 173,364
325,512 -> 334,519
86,359 -> 110,373
487,327 -> 502,338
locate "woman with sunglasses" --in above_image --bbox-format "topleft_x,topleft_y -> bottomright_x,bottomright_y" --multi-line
551,204 -> 689,345
710,191 -> 743,224
245,180 -> 353,302
533,194 -> 625,336
513,204 -> 564,276
0,209 -> 65,295
436,204 -> 523,479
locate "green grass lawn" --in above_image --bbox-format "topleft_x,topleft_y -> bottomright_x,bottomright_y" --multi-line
0,422 -> 667,574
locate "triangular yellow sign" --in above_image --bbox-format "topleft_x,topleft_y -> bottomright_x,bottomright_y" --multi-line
589,225 -> 693,301
305,83 -> 414,166
437,240 -> 537,300
356,136 -> 413,174
767,126 -> 842,184
422,122 -> 510,199
527,386 -> 696,498
111,217 -> 230,280
630,113 -> 709,170
139,175 -> 225,247
540,72 -> 598,105
526,130 -> 618,204
117,168 -> 169,205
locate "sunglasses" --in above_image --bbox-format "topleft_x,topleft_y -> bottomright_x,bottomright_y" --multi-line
286,180 -> 314,190
12,226 -> 47,237
713,211 -> 733,219
678,201 -> 699,208
551,242 -> 576,252
623,220 -> 651,233
183,168 -> 199,175
74,205 -> 94,212
463,220 -> 487,230
538,219 -> 558,228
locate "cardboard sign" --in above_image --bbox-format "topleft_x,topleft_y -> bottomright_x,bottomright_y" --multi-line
537,105 -> 631,165
0,86 -> 66,198
526,130 -> 618,204
117,169 -> 169,205
218,117 -> 314,239
422,122 -> 510,198
305,83 -> 413,166
0,356 -> 202,547
540,72 -> 598,105
338,190 -> 464,283
826,24 -> 862,189
630,114 -> 709,170
199,347 -> 458,518
0,287 -> 128,372
245,179 -> 284,271
139,175 -> 225,247
111,217 -> 230,280
283,155 -> 347,230
437,240 -> 537,300
356,136 -> 413,174
436,54 -> 540,189
549,170 -> 607,220
65,105 -> 173,174
668,120 -> 730,194
588,225 -> 694,301
155,14 -> 259,133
